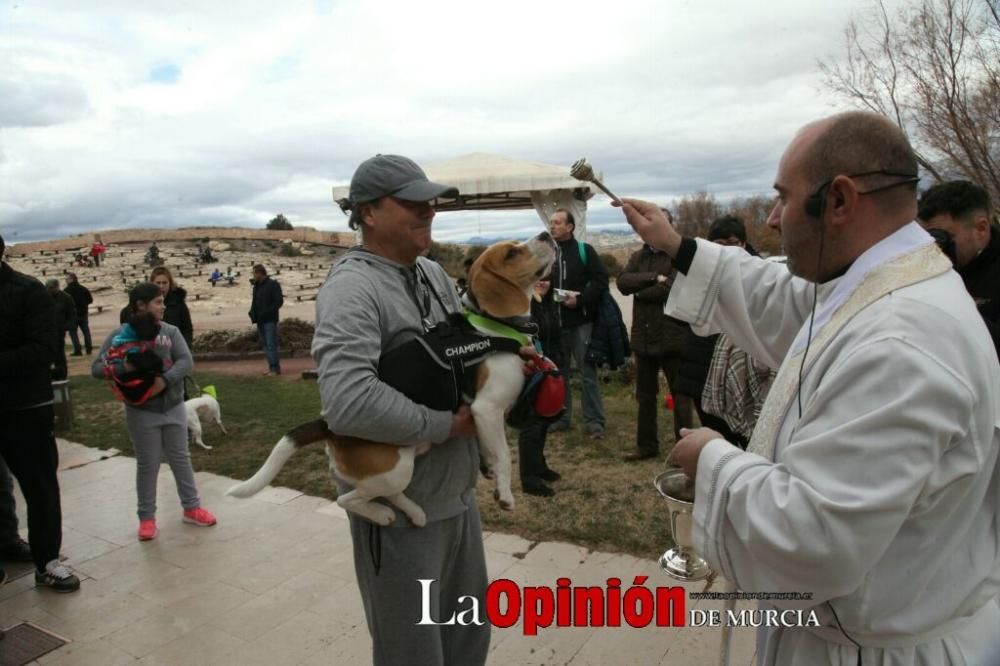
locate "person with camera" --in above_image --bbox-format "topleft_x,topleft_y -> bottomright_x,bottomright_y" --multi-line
918,180 -> 1000,356
619,112 -> 1000,664
547,208 -> 609,439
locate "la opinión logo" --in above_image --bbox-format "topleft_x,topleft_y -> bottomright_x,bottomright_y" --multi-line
417,578 -> 821,635
417,576 -> 685,635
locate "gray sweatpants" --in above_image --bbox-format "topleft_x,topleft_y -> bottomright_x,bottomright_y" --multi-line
349,500 -> 491,666
124,402 -> 200,520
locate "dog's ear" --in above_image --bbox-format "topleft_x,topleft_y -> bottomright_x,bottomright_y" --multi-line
468,261 -> 530,319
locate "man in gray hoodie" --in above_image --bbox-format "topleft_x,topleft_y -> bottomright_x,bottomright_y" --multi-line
314,155 -> 486,666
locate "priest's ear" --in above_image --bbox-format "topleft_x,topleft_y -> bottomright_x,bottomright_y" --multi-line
826,176 -> 861,227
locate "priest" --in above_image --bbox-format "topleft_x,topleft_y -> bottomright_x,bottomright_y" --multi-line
620,111 -> 1000,665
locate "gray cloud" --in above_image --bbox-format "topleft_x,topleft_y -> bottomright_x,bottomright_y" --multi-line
0,74 -> 90,128
0,0 -> 908,245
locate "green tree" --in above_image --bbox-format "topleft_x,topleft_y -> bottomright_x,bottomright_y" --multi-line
266,214 -> 293,231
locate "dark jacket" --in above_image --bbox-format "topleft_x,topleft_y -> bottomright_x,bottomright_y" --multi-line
586,290 -> 631,370
674,330 -> 719,399
552,236 -> 609,329
249,276 -> 283,324
163,287 -> 194,346
531,289 -> 564,369
959,226 -> 1000,356
673,241 -> 760,399
51,290 -> 76,331
64,281 -> 94,322
0,262 -> 56,410
616,245 -> 689,356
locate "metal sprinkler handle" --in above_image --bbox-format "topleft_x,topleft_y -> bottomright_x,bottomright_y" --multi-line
570,158 -> 623,205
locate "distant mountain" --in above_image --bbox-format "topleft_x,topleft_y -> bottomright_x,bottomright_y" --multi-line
461,228 -> 640,248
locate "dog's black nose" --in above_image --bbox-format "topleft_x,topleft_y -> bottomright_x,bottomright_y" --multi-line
536,231 -> 552,242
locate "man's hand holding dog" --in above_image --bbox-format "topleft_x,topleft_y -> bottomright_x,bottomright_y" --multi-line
448,405 -> 477,439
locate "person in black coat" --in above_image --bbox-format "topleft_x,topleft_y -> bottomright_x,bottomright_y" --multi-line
617,236 -> 695,461
118,267 -> 195,348
0,234 -> 81,592
517,278 -> 565,497
45,278 -> 75,381
148,266 -> 194,398
249,264 -> 283,375
673,217 -> 752,447
64,273 -> 94,355
918,180 -> 1000,357
148,266 -> 194,347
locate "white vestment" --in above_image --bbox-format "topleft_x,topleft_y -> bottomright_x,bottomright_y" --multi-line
665,223 -> 1000,665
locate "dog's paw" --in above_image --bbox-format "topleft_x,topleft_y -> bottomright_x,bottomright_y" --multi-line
494,489 -> 515,511
407,506 -> 427,527
198,443 -> 213,450
480,463 -> 496,480
370,504 -> 396,526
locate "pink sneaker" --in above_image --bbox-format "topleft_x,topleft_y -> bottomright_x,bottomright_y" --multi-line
137,519 -> 158,541
182,507 -> 217,527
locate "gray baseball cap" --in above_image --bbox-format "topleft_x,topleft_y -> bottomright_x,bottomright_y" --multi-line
348,154 -> 458,206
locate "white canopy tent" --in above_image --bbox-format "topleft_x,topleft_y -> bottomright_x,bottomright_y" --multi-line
331,152 -> 606,238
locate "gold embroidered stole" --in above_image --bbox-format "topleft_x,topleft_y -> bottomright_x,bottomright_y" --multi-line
747,244 -> 951,461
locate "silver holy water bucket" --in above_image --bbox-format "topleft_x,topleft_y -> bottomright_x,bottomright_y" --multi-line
654,469 -> 713,582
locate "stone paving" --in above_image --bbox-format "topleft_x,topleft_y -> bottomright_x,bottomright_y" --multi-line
0,441 -> 757,665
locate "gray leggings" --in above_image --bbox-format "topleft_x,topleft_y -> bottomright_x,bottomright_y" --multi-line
125,402 -> 200,520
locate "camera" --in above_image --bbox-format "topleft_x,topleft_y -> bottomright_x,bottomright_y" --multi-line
927,228 -> 957,266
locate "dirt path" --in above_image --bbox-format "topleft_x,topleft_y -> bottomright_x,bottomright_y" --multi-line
67,353 -> 316,379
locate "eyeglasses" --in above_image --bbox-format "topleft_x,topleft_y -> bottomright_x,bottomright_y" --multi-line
810,170 -> 920,200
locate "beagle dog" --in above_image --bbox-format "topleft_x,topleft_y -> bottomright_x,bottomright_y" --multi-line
226,232 -> 556,525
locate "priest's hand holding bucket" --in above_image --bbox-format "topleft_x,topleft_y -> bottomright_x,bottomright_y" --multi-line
670,427 -> 723,480
654,468 -> 714,582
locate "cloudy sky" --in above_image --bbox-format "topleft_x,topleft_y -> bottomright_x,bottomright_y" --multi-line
0,0 -> 898,244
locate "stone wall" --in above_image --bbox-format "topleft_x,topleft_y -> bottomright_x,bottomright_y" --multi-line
7,226 -> 355,255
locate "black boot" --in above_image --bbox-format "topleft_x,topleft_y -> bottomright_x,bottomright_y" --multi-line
522,477 -> 555,497
623,448 -> 658,462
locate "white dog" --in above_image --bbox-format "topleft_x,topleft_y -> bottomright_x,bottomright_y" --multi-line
185,394 -> 228,450
227,233 -> 556,524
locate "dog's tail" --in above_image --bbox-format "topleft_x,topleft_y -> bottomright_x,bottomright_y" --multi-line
226,419 -> 332,497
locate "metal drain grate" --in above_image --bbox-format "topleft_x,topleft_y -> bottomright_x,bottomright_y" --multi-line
0,622 -> 68,666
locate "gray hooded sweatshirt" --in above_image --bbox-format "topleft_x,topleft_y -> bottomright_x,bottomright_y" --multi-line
312,249 -> 479,524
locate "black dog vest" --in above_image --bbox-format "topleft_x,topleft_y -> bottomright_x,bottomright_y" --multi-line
379,312 -> 526,412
